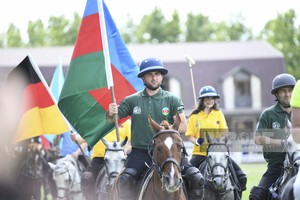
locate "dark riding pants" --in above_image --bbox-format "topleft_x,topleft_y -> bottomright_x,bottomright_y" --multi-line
126,148 -> 152,177
257,164 -> 284,189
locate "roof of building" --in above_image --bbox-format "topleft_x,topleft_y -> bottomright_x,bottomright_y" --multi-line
0,40 -> 283,68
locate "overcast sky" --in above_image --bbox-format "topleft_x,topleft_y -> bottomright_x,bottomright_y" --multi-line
1,0 -> 299,39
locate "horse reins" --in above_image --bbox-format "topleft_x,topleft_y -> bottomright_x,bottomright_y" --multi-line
205,143 -> 231,195
147,130 -> 186,192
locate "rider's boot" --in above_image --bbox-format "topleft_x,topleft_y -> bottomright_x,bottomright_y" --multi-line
249,186 -> 269,200
183,167 -> 204,200
236,169 -> 247,191
81,171 -> 95,200
118,168 -> 138,200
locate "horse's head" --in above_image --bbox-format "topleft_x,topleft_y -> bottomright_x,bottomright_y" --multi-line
148,113 -> 184,193
284,119 -> 300,176
205,132 -> 230,192
48,155 -> 81,200
101,137 -> 128,185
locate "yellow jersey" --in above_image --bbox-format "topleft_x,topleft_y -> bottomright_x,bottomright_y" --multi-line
185,109 -> 228,156
91,120 -> 131,159
291,80 -> 300,108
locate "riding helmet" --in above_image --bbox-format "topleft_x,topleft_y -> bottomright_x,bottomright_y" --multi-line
137,58 -> 168,78
198,85 -> 220,99
271,73 -> 296,94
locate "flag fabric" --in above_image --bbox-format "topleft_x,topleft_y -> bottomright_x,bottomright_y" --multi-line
50,62 -> 65,101
58,0 -> 143,147
44,62 -> 67,144
5,55 -> 69,143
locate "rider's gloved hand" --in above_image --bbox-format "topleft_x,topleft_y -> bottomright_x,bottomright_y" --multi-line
195,138 -> 204,146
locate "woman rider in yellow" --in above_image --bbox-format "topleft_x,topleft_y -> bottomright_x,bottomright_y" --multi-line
185,85 -> 247,191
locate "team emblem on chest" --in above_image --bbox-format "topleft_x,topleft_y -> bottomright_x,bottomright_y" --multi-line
162,107 -> 170,115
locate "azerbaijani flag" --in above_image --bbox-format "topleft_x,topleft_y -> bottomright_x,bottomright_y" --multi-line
5,55 -> 69,143
58,0 -> 143,147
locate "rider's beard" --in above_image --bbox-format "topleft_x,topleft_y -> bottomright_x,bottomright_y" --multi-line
276,96 -> 291,108
276,99 -> 291,108
280,101 -> 291,108
144,81 -> 161,91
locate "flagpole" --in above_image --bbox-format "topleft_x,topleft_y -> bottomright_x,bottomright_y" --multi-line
51,59 -> 64,148
110,87 -> 120,141
98,0 -> 120,141
72,130 -> 92,167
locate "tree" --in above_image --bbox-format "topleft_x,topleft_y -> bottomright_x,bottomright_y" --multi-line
47,15 -> 70,46
65,13 -> 81,45
185,12 -> 214,42
164,10 -> 182,43
260,9 -> 300,79
135,7 -> 168,43
0,33 -> 5,48
120,14 -> 138,44
212,15 -> 253,41
6,24 -> 24,48
27,19 -> 47,47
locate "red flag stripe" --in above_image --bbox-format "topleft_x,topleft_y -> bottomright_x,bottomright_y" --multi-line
88,65 -> 137,110
22,82 -> 55,112
72,13 -> 103,60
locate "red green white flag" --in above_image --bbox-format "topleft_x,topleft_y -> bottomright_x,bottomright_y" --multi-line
58,0 -> 143,147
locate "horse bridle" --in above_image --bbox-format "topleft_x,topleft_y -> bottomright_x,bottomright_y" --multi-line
104,146 -> 126,184
205,143 -> 230,191
148,130 -> 186,187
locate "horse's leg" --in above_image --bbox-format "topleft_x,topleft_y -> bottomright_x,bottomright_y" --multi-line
42,176 -> 48,200
32,178 -> 43,200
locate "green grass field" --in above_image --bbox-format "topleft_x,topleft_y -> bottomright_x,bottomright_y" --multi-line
240,162 -> 267,200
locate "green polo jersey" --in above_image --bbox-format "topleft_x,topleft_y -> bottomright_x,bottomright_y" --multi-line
291,80 -> 300,108
255,103 -> 290,166
117,88 -> 184,150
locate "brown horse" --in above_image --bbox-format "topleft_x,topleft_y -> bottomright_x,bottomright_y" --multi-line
110,114 -> 187,200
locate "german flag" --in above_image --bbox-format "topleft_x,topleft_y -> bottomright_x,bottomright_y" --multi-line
5,55 -> 69,143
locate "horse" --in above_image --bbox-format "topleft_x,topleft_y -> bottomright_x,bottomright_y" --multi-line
111,114 -> 188,200
94,137 -> 128,200
279,145 -> 300,200
268,117 -> 300,199
48,154 -> 85,200
199,132 -> 240,200
15,141 -> 45,200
